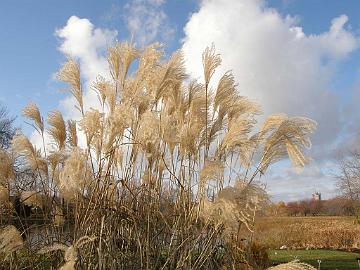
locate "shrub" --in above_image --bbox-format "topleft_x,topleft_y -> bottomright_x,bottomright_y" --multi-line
1,42 -> 315,269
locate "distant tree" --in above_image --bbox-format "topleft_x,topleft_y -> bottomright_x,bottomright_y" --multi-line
336,151 -> 360,216
276,201 -> 287,216
0,104 -> 16,149
298,200 -> 311,216
323,197 -> 345,215
264,201 -> 287,216
286,201 -> 300,216
309,199 -> 322,215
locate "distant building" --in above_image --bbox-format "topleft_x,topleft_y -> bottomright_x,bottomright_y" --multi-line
312,192 -> 321,201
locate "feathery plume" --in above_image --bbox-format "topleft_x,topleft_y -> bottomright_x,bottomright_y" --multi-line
108,104 -> 132,137
129,43 -> 163,101
92,75 -> 109,106
58,148 -> 91,198
200,159 -> 224,197
260,114 -> 287,136
67,120 -> 78,148
106,104 -> 132,152
202,44 -> 221,87
108,42 -> 139,83
160,114 -> 179,154
79,109 -> 103,145
12,135 -> 47,172
108,42 -> 139,85
155,51 -> 187,103
22,103 -> 44,134
0,185 -> 8,203
21,191 -> 43,209
92,76 -> 117,112
186,80 -> 204,106
57,58 -> 83,113
38,236 -> 95,270
227,96 -> 260,127
137,111 -> 160,160
214,71 -> 237,114
0,225 -> 23,257
47,111 -> 66,150
260,115 -> 317,174
0,151 -> 14,184
220,116 -> 255,166
200,160 -> 224,186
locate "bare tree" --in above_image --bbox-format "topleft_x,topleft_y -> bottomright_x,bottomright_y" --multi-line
336,151 -> 360,202
0,104 -> 16,149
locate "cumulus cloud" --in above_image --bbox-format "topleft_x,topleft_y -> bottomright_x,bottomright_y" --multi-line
56,16 -> 117,81
265,163 -> 338,202
30,0 -> 360,201
123,0 -> 174,46
30,16 -> 117,150
55,16 -> 117,119
182,0 -> 359,199
182,0 -> 359,148
32,3 -> 175,150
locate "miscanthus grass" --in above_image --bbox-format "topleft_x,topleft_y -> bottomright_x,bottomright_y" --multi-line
1,41 -> 316,269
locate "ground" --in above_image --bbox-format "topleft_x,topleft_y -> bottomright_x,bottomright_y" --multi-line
269,249 -> 360,270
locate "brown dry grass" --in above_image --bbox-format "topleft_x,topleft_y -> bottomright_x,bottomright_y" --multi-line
254,216 -> 360,251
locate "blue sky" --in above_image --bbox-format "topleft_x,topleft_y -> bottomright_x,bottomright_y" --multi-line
0,0 -> 194,127
1,0 -> 360,201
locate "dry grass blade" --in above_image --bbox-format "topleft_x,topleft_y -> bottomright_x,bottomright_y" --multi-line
37,243 -> 68,254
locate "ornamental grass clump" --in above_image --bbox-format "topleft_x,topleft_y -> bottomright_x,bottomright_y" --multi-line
0,225 -> 24,258
3,41 -> 316,269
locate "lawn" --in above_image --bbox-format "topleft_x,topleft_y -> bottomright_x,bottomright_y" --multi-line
269,249 -> 360,270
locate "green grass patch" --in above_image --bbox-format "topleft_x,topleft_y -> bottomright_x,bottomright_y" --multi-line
269,249 -> 360,270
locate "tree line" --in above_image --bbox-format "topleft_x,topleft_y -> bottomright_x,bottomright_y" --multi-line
266,196 -> 359,217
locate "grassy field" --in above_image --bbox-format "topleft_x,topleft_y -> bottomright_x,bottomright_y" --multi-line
269,249 -> 360,270
253,216 -> 360,250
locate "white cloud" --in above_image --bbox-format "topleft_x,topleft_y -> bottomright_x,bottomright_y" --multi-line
123,0 -> 174,46
182,0 -> 360,199
55,16 -> 117,119
182,0 -> 359,148
56,16 -> 117,81
30,16 -> 117,150
33,5 -> 174,150
265,162 -> 338,202
29,1 -> 360,201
